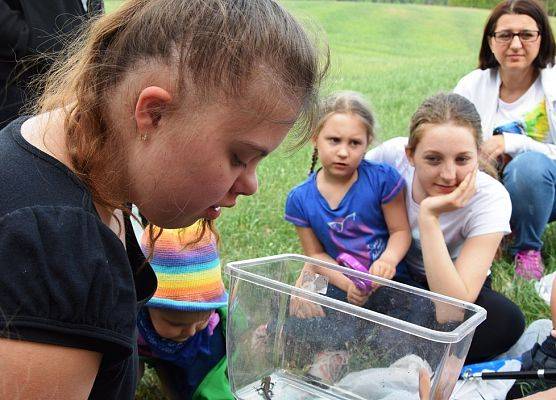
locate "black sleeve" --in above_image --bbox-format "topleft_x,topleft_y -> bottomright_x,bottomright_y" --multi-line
0,206 -> 138,360
0,1 -> 30,58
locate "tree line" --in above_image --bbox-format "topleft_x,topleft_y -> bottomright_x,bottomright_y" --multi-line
333,0 -> 556,16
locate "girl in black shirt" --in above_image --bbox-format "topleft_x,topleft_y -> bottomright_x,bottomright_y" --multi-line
0,0 -> 327,398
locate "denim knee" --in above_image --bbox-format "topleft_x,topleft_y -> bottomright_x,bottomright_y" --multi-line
503,152 -> 554,195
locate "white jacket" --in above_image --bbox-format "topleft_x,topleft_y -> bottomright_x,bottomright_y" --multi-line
454,65 -> 556,159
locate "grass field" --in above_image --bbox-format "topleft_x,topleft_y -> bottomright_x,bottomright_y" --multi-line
100,1 -> 556,398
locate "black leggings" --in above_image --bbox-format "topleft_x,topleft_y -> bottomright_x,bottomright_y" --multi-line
396,274 -> 525,364
466,280 -> 525,363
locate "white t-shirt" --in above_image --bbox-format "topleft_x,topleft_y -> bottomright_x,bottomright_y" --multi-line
492,77 -> 550,149
365,137 -> 512,278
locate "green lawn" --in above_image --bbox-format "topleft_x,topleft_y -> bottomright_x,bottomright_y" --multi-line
217,1 -> 489,265
216,1 -> 555,329
99,1 -> 556,398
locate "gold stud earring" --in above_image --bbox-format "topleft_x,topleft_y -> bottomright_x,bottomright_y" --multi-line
141,132 -> 148,141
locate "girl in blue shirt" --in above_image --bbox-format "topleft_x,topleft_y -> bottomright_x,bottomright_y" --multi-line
285,91 -> 411,312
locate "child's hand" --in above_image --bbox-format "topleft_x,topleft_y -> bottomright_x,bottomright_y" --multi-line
289,296 -> 325,319
420,169 -> 477,219
347,283 -> 370,306
369,259 -> 395,280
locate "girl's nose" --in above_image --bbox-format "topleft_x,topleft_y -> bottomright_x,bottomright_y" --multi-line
440,162 -> 456,181
182,325 -> 197,338
234,168 -> 259,197
337,146 -> 348,158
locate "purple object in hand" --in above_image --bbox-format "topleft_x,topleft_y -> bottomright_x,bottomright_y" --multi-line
336,253 -> 373,294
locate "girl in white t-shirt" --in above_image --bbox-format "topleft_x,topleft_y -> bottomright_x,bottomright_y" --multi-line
366,92 -> 525,363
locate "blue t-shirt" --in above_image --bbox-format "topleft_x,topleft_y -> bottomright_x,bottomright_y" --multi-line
285,160 -> 405,268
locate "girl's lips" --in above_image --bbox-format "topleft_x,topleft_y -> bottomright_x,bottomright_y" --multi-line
434,184 -> 456,193
202,206 -> 221,220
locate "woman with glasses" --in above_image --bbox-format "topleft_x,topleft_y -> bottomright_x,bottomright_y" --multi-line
454,0 -> 556,281
456,2 -> 556,397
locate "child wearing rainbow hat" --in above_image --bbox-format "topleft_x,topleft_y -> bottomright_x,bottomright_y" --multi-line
137,222 -> 233,400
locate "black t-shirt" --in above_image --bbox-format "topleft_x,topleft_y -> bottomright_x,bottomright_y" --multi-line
0,117 -> 157,399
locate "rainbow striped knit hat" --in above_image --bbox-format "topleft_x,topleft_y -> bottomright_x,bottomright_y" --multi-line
140,222 -> 228,311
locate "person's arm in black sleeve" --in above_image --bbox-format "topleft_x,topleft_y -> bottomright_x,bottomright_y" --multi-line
0,1 -> 30,59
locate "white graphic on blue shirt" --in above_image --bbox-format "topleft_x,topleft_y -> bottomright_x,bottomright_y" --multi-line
327,212 -> 356,232
327,212 -> 385,267
285,160 -> 404,270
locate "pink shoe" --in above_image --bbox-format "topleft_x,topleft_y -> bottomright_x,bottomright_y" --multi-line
515,250 -> 544,280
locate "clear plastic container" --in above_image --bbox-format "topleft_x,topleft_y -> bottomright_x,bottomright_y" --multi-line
225,254 -> 486,400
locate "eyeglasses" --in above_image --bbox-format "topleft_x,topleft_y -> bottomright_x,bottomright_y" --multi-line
491,30 -> 540,43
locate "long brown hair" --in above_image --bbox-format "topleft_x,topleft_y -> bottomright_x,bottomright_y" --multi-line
478,0 -> 555,69
34,0 -> 328,242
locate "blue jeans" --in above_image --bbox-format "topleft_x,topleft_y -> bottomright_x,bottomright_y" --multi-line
503,152 -> 556,254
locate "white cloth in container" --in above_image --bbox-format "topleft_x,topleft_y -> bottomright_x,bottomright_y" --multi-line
336,354 -> 432,400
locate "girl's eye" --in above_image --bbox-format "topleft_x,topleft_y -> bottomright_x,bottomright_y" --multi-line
232,154 -> 247,168
425,156 -> 440,164
328,137 -> 340,143
350,140 -> 362,147
456,157 -> 471,164
164,319 -> 184,328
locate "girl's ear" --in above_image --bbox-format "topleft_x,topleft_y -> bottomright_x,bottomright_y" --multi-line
405,146 -> 415,167
134,86 -> 173,134
366,134 -> 374,149
311,134 -> 318,146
